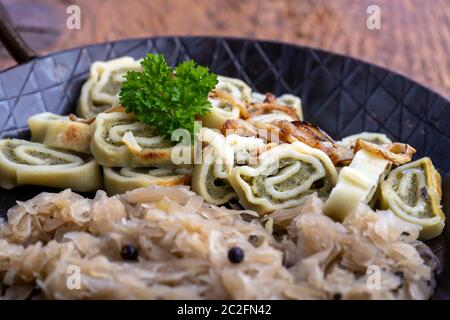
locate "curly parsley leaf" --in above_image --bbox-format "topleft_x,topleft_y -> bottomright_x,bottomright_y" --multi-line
119,54 -> 217,140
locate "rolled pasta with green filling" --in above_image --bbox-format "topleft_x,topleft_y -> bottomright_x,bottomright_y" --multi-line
103,167 -> 191,195
380,157 -> 445,240
216,76 -> 252,103
337,132 -> 392,149
90,112 -> 184,167
276,94 -> 303,120
199,76 -> 251,129
191,144 -> 235,205
229,141 -> 337,214
0,139 -> 101,191
28,112 -> 91,154
192,129 -> 267,205
77,57 -> 142,119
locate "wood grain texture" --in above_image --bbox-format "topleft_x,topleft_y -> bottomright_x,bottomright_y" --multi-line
1,0 -> 450,98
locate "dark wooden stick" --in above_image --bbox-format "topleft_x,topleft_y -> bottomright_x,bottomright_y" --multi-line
0,2 -> 36,64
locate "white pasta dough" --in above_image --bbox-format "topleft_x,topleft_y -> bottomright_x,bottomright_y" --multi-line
28,112 -> 91,154
323,149 -> 390,221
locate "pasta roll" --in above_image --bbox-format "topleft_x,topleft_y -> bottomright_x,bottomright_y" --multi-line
90,112 -> 182,167
216,75 -> 252,103
337,132 -> 392,149
0,139 -> 101,191
103,167 -> 191,195
28,112 -> 91,154
191,129 -> 267,205
199,76 -> 252,130
324,149 -> 391,221
250,92 -> 267,103
250,92 -> 303,121
77,57 -> 142,118
276,94 -> 303,120
380,157 -> 445,240
229,141 -> 337,213
191,145 -> 235,205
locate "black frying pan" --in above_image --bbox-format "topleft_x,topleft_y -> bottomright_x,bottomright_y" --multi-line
0,8 -> 449,299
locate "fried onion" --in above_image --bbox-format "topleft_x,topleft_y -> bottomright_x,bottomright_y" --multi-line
354,139 -> 416,165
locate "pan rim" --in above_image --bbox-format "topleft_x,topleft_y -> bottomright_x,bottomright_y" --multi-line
1,34 -> 449,105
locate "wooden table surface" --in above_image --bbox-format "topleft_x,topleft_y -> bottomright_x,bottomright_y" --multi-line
1,0 -> 450,98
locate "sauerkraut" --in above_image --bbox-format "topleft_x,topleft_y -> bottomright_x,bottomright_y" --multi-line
0,186 -> 438,300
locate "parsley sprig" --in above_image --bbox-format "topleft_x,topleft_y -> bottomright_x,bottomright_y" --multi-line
119,54 -> 217,139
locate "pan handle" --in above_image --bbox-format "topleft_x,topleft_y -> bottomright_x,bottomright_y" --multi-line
0,3 -> 36,64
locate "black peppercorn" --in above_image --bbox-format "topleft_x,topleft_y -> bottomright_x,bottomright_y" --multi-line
333,293 -> 342,300
228,246 -> 245,264
121,244 -> 139,261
